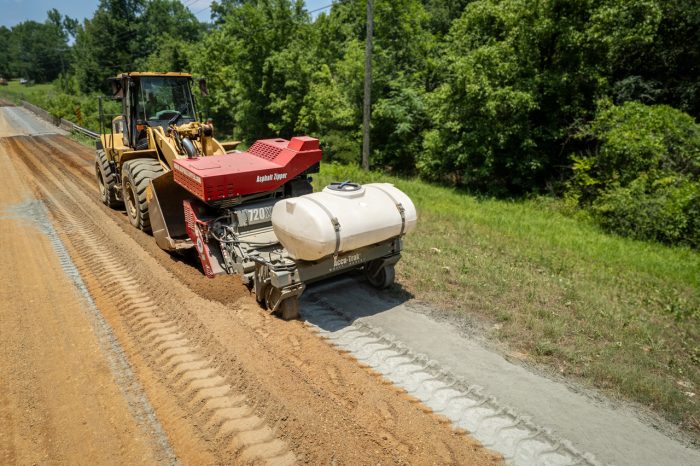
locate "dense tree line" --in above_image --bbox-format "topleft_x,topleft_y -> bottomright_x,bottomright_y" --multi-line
4,0 -> 699,247
68,0 -> 203,92
184,1 -> 700,190
189,0 -> 700,247
0,9 -> 76,82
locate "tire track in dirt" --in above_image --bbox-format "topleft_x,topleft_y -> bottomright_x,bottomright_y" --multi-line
301,290 -> 601,465
21,134 -> 249,306
8,136 -> 295,465
8,134 -> 503,464
67,243 -> 296,466
0,138 -> 176,464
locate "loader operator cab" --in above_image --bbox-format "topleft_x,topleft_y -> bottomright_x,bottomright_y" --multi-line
107,73 -> 200,150
137,76 -> 196,127
132,75 -> 197,149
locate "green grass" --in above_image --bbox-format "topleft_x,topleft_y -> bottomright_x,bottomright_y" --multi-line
0,80 -> 116,132
0,80 -> 55,104
314,163 -> 700,438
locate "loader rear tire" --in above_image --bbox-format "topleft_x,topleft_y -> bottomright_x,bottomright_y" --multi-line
95,149 -> 121,208
122,158 -> 164,233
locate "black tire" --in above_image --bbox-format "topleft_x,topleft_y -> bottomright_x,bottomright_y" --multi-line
277,297 -> 300,321
121,158 -> 164,233
366,264 -> 395,289
95,149 -> 121,208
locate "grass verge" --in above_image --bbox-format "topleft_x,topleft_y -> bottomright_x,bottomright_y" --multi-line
314,163 -> 700,440
0,80 -> 54,104
0,80 -> 115,131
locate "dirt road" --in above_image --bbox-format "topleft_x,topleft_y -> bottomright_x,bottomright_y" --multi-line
0,111 -> 170,464
0,106 -> 500,463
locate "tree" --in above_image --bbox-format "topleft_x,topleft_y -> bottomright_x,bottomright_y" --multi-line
135,0 -> 203,71
418,0 -> 668,193
6,14 -> 71,82
297,0 -> 434,168
422,0 -> 471,37
571,101 -> 700,247
71,0 -> 147,92
0,27 -> 11,78
297,57 -> 362,163
369,0 -> 433,171
190,0 -> 309,141
598,0 -> 700,118
419,1 -> 545,192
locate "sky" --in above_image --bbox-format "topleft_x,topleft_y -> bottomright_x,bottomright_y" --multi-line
0,0 -> 332,28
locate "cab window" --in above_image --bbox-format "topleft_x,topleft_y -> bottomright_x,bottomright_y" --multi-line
137,76 -> 195,126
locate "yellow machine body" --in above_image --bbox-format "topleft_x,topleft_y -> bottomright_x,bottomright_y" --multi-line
95,71 -> 239,251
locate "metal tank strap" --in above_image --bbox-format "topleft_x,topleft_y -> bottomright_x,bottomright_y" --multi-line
305,197 -> 341,257
366,185 -> 406,236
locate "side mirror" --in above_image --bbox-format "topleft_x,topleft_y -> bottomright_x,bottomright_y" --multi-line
198,78 -> 209,97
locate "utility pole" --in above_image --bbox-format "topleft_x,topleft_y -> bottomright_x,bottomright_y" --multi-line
362,0 -> 373,171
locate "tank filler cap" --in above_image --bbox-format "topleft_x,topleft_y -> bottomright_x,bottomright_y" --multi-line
324,181 -> 364,198
327,180 -> 360,191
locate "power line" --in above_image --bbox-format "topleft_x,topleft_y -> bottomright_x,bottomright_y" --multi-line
190,1 -> 339,24
186,0 -> 210,17
182,0 -> 205,8
308,3 -> 335,14
191,4 -> 211,18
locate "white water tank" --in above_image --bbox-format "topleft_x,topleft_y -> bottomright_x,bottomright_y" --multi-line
271,182 -> 417,261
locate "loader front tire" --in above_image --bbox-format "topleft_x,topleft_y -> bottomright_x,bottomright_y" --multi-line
95,149 -> 121,208
122,158 -> 164,233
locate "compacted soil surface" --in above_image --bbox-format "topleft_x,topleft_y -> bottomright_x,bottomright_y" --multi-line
0,105 -> 501,464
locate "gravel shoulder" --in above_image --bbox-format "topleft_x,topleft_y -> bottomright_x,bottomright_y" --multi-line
0,106 -> 66,137
307,276 -> 700,465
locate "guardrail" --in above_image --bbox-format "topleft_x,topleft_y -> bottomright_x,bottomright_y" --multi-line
21,100 -> 99,140
21,100 -> 59,126
71,124 -> 99,139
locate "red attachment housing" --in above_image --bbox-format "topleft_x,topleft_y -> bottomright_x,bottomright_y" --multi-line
173,136 -> 321,203
183,199 -> 224,278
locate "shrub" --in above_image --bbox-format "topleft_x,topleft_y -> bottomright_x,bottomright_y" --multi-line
570,101 -> 700,248
45,93 -> 80,121
593,175 -> 699,247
